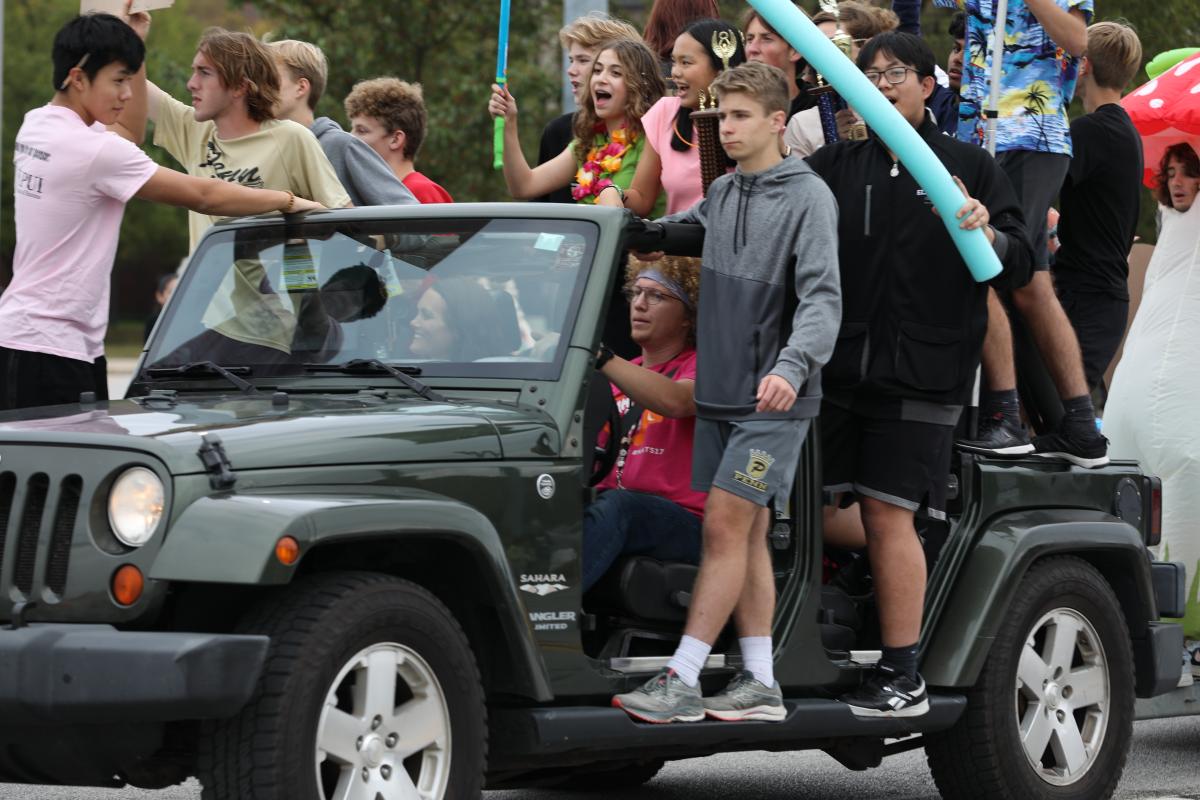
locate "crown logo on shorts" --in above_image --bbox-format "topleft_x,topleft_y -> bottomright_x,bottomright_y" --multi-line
746,449 -> 775,479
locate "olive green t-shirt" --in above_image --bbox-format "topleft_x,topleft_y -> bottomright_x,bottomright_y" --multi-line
154,93 -> 351,251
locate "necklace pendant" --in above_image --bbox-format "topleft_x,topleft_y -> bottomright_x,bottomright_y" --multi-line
890,162 -> 900,178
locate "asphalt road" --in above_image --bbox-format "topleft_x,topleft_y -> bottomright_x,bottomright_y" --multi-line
1,716 -> 1197,800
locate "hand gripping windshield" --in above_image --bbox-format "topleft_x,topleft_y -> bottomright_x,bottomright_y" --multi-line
143,361 -> 258,394
303,359 -> 447,403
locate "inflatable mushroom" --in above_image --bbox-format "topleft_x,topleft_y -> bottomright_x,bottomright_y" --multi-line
1121,52 -> 1200,189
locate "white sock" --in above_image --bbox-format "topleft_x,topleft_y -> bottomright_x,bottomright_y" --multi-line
667,635 -> 712,687
740,636 -> 774,687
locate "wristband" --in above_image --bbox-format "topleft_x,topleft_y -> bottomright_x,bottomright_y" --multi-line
595,344 -> 615,370
600,184 -> 626,204
281,190 -> 296,214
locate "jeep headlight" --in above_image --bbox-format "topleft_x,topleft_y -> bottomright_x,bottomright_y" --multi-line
108,467 -> 164,547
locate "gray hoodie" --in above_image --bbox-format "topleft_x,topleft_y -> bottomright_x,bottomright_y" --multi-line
310,117 -> 417,207
660,156 -> 841,420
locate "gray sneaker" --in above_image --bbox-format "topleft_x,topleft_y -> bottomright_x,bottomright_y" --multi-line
612,669 -> 705,723
703,671 -> 786,722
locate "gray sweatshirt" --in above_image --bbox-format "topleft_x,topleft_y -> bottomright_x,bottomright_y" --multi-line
660,156 -> 841,420
310,117 -> 417,207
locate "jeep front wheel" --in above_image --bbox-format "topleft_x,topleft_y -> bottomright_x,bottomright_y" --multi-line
926,556 -> 1134,800
198,572 -> 486,800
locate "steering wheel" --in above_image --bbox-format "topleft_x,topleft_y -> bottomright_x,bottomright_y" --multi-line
589,391 -> 623,488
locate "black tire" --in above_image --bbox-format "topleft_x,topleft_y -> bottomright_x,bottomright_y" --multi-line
926,556 -> 1134,800
198,572 -> 486,800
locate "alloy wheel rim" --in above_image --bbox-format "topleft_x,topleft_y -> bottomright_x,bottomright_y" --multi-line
315,642 -> 452,800
1014,607 -> 1110,786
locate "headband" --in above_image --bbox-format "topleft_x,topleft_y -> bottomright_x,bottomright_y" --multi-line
638,269 -> 694,310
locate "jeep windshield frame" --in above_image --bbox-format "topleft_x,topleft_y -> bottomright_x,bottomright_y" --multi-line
143,214 -> 600,386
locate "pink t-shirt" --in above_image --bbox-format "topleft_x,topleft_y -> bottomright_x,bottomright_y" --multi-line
0,105 -> 157,362
598,349 -> 706,518
642,96 -> 708,216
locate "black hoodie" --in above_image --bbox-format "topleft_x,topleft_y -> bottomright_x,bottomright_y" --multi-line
806,115 -> 1031,413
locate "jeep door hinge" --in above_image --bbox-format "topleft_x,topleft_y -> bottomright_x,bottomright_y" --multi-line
198,434 -> 237,490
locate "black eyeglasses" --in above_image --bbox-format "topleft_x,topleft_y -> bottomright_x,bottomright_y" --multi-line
864,66 -> 918,85
623,286 -> 679,305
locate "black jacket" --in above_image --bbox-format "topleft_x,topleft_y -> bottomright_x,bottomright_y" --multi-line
806,116 -> 1031,408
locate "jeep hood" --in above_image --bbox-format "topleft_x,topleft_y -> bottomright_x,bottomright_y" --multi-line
0,394 -> 560,474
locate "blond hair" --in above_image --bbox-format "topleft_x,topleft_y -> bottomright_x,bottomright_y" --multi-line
197,28 -> 280,124
711,61 -> 790,115
344,78 -> 428,160
835,1 -> 899,42
559,13 -> 641,51
1086,21 -> 1143,90
267,39 -> 328,111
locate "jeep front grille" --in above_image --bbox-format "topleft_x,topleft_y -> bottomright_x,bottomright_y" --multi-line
0,470 -> 81,599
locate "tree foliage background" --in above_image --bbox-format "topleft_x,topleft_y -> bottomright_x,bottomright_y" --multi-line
0,0 -> 1196,329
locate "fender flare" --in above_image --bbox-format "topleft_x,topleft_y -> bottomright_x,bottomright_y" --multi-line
922,509 -> 1154,688
150,489 -> 552,701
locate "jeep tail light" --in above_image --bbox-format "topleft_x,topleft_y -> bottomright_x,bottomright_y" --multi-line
1147,476 -> 1162,547
112,565 -> 144,606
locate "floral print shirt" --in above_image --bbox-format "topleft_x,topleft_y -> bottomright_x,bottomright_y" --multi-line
937,0 -> 1094,155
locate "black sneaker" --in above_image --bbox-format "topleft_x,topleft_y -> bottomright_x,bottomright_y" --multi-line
956,413 -> 1033,456
1031,427 -> 1109,469
840,663 -> 929,718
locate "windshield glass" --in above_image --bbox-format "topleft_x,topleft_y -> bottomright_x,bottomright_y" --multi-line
145,217 -> 598,380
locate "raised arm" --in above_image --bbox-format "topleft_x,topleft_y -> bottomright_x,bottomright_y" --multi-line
108,1 -> 152,145
1024,0 -> 1089,58
135,167 -> 323,216
488,84 -> 576,199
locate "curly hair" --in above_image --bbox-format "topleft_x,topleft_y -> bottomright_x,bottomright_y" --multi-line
626,255 -> 701,344
344,78 -> 427,161
197,28 -> 280,124
1155,143 -> 1200,208
572,39 -> 666,163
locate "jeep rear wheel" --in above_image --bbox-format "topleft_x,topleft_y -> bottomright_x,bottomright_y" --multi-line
926,556 -> 1134,800
198,572 -> 485,800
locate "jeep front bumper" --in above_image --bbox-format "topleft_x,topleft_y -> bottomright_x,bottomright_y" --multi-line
0,624 -> 268,723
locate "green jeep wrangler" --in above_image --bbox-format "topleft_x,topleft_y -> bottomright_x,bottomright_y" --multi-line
0,204 -> 1188,800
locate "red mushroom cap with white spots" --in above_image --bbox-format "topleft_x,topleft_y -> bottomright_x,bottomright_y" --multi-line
1122,54 -> 1200,189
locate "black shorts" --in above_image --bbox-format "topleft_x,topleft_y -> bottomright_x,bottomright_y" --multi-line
821,401 -> 955,520
0,347 -> 108,411
996,150 -> 1070,279
1055,286 -> 1128,392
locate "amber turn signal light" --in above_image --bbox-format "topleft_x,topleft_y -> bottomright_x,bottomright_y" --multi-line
275,535 -> 300,566
112,564 -> 144,606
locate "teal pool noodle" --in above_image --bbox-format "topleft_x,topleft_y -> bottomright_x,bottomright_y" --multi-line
748,0 -> 1003,282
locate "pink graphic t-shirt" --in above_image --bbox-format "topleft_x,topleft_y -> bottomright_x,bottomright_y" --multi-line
0,105 -> 157,362
598,349 -> 706,518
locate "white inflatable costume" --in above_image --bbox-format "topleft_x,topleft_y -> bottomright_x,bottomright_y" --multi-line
1104,200 -> 1200,637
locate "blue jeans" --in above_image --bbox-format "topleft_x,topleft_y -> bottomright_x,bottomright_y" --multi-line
583,490 -> 703,592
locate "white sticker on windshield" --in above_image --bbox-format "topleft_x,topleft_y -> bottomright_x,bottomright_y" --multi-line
534,233 -> 565,252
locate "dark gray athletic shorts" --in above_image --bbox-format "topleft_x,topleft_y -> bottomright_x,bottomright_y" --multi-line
692,418 -> 811,507
996,150 -> 1070,276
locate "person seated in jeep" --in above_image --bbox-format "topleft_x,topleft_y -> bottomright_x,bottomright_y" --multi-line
585,255 -> 704,592
409,278 -> 519,362
156,261 -> 387,369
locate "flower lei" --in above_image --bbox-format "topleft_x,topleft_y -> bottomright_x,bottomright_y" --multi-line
572,127 -> 636,202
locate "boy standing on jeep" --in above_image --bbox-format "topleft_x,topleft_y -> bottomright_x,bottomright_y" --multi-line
806,32 -> 1031,717
613,62 -> 841,724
